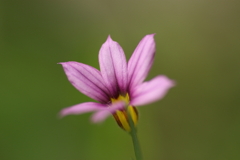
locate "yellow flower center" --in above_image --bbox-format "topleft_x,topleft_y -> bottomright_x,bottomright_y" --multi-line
111,94 -> 138,132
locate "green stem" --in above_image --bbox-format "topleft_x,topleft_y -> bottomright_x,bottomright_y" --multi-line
128,111 -> 143,160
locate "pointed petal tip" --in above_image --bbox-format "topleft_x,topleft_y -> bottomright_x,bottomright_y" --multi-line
163,75 -> 176,87
58,61 -> 76,66
57,111 -> 66,119
107,35 -> 113,42
155,75 -> 176,89
101,35 -> 115,47
59,108 -> 70,118
148,34 -> 156,41
170,80 -> 176,87
149,33 -> 156,36
144,33 -> 156,38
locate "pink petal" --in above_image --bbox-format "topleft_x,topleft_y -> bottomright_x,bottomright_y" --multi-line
130,75 -> 175,106
91,101 -> 125,123
59,62 -> 110,103
128,34 -> 156,91
60,102 -> 106,117
99,36 -> 128,97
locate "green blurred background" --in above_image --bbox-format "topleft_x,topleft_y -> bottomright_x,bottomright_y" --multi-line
1,0 -> 240,159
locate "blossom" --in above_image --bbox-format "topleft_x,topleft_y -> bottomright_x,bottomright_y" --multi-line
59,34 -> 175,131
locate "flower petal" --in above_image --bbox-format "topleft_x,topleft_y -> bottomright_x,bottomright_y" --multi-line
130,75 -> 175,106
99,36 -> 128,97
128,34 -> 156,91
91,101 -> 125,123
60,102 -> 106,117
59,61 -> 110,103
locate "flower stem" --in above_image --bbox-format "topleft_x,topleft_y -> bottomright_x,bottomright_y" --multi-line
128,111 -> 143,160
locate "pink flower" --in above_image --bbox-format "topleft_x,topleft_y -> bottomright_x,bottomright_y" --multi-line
59,34 -> 174,131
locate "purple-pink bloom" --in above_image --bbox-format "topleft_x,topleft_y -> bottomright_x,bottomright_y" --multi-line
59,34 -> 174,129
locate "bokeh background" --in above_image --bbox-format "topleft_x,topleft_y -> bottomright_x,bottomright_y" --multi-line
1,0 -> 240,160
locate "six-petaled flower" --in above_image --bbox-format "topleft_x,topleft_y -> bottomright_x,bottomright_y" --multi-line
59,34 -> 175,131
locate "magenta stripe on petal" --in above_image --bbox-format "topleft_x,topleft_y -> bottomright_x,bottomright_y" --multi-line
99,36 -> 128,97
130,75 -> 175,106
128,34 -> 156,91
60,102 -> 106,117
59,62 -> 110,103
91,101 -> 125,123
